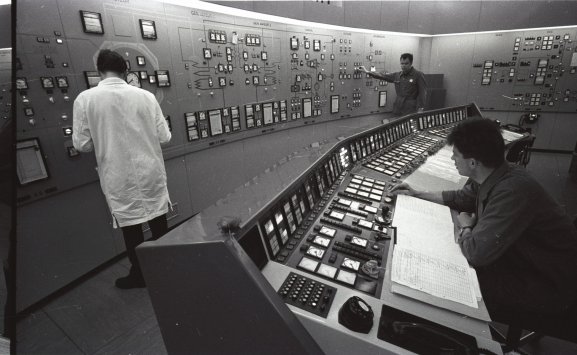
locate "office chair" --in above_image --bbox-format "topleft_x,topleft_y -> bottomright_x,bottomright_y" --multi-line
490,299 -> 577,352
489,323 -> 541,353
505,136 -> 536,167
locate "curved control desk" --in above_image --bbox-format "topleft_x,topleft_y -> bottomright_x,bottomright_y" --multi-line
138,104 -> 503,354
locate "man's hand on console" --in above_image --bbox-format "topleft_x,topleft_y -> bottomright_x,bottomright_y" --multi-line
390,182 -> 418,197
356,65 -> 368,74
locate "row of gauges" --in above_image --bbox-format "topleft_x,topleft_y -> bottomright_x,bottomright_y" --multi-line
184,100 -> 290,140
291,53 -> 333,62
16,76 -> 69,91
290,37 -> 322,51
79,10 -> 157,40
185,106 -> 241,140
208,29 -> 262,46
364,135 -> 441,177
84,70 -> 170,89
417,108 -> 467,130
427,124 -> 459,139
15,71 -> 171,91
203,47 -> 268,63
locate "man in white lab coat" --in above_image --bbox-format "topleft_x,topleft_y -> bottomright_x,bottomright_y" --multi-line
73,49 -> 172,289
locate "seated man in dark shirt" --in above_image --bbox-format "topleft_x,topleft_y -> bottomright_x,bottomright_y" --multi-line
391,118 -> 577,339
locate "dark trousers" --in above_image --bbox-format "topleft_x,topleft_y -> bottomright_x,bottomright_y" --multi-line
120,214 -> 168,278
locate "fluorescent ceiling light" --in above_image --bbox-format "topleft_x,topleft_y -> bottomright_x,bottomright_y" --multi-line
162,0 -> 429,37
433,25 -> 577,37
161,1 -> 577,38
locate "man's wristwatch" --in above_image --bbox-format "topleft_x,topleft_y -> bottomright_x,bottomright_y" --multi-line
459,225 -> 473,236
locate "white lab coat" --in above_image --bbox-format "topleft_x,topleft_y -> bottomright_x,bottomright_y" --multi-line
73,77 -> 172,228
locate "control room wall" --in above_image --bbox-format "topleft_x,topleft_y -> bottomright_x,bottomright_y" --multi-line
476,111 -> 576,152
429,31 -> 577,151
17,0 -> 416,310
15,0 -> 577,312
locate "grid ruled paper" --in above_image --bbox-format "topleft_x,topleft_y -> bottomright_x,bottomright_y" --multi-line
392,246 -> 478,308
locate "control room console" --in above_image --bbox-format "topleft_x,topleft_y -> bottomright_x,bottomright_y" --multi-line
138,104 -> 504,354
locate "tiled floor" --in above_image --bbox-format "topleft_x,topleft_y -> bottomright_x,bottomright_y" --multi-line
15,152 -> 577,354
16,259 -> 167,355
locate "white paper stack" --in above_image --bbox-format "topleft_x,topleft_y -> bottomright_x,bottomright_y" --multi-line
391,195 -> 481,308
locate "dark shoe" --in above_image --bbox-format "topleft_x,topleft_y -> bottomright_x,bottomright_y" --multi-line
115,275 -> 145,289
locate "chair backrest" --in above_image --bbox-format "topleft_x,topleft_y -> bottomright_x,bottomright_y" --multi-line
506,137 -> 535,167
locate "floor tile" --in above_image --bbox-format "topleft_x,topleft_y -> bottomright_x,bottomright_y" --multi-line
16,310 -> 82,354
42,262 -> 155,353
93,315 -> 166,355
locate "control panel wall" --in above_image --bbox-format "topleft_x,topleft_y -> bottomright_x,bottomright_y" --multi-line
17,0 -> 425,207
429,28 -> 577,150
0,48 -> 11,130
0,48 -> 12,206
430,28 -> 577,113
15,0 -> 422,308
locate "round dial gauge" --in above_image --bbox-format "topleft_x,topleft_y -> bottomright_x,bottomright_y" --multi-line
308,247 -> 324,258
56,77 -> 69,88
126,72 -> 141,87
342,258 -> 360,270
16,78 -> 28,90
41,77 -> 55,88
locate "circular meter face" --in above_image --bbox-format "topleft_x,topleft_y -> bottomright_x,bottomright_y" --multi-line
126,72 -> 141,88
56,76 -> 69,88
16,78 -> 28,90
41,77 -> 55,89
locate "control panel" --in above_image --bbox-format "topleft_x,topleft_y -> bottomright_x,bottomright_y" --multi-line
15,1 -> 577,208
466,29 -> 577,112
278,272 -> 337,318
255,105 -> 472,304
0,48 -> 10,125
15,0 -> 422,205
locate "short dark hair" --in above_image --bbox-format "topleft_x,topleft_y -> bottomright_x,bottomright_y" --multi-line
400,53 -> 413,64
96,49 -> 127,75
447,118 -> 505,168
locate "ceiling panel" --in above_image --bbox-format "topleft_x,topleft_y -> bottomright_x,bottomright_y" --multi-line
432,1 -> 482,35
344,1 -> 382,30
253,1 -> 304,21
407,1 -> 435,34
303,1 -> 345,27
380,1 -> 410,33
478,1 -> 532,32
